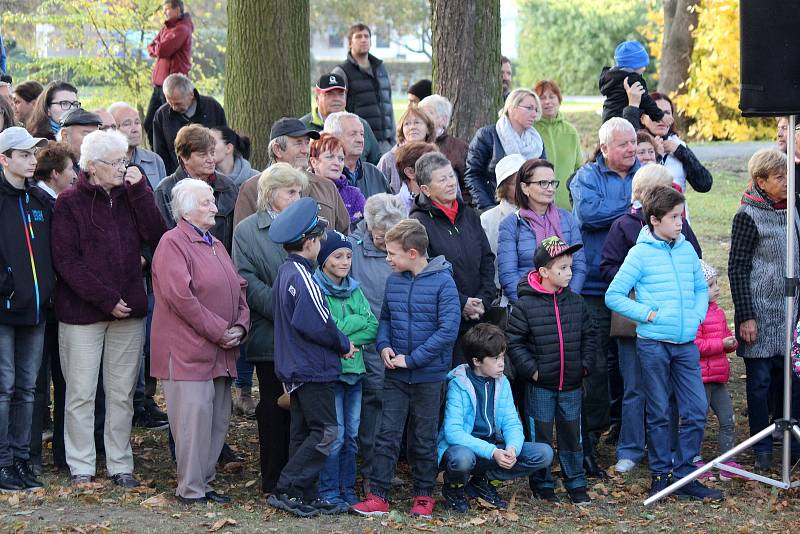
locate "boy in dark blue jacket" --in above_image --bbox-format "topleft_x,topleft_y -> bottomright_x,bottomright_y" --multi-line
266,198 -> 357,518
352,219 -> 460,519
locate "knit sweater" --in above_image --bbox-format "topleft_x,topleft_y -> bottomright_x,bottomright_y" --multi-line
729,186 -> 799,358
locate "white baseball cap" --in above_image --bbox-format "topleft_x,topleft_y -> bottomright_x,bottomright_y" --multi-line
495,153 -> 526,189
0,127 -> 48,154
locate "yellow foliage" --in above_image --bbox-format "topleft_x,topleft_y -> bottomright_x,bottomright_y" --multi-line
647,0 -> 774,141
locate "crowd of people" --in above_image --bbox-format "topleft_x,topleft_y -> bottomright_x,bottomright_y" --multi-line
2,0 -> 800,522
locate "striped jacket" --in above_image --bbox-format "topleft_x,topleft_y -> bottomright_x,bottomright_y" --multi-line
272,254 -> 351,383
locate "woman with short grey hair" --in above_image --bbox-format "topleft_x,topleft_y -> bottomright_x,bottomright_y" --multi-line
231,162 -> 307,494
419,94 -> 471,204
151,177 -> 249,504
348,193 -> 407,491
52,129 -> 166,487
465,89 -> 547,210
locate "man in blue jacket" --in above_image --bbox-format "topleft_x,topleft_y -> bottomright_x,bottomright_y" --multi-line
568,117 -> 640,476
266,198 -> 356,518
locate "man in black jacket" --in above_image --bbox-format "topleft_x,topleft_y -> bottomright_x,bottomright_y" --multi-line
332,24 -> 395,153
0,127 -> 52,492
152,73 -> 226,174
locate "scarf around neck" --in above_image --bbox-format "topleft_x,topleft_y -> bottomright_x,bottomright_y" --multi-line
518,204 -> 563,245
495,115 -> 544,161
432,198 -> 458,225
313,270 -> 360,299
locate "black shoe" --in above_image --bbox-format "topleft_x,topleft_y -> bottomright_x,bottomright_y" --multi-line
309,498 -> 345,515
267,493 -> 319,518
567,486 -> 591,505
145,402 -> 169,421
205,491 -> 231,504
465,476 -> 507,509
177,495 -> 208,505
13,459 -> 42,489
133,413 -> 169,431
0,465 -> 25,492
755,452 -> 773,471
531,486 -> 560,503
583,456 -> 608,479
674,479 -> 724,502
442,483 -> 469,512
111,473 -> 141,488
219,443 -> 244,464
649,473 -> 673,497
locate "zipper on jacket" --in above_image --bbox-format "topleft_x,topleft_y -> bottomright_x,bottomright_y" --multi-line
4,266 -> 11,309
483,381 -> 493,437
667,247 -> 684,337
17,196 -> 41,324
553,293 -> 566,391
405,276 -> 415,383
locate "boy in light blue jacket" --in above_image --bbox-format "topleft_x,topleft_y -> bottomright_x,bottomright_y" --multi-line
437,323 -> 553,512
605,185 -> 721,502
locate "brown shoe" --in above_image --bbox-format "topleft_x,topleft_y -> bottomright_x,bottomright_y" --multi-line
234,388 -> 256,418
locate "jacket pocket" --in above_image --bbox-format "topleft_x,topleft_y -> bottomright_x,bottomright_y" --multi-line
0,266 -> 14,297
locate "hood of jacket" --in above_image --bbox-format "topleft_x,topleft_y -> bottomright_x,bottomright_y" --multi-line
226,155 -> 259,187
404,254 -> 453,279
448,363 -> 503,409
351,219 -> 386,258
741,184 -> 780,211
517,271 -> 566,299
635,224 -> 686,249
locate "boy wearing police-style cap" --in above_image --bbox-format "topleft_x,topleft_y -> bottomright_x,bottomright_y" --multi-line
266,197 -> 357,518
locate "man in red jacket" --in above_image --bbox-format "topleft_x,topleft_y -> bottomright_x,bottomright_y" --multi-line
144,0 -> 194,147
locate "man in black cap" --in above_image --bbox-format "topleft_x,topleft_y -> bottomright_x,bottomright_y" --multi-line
266,197 -> 356,517
233,117 -> 350,234
152,73 -> 226,175
58,108 -> 103,173
407,79 -> 432,106
301,73 -> 381,165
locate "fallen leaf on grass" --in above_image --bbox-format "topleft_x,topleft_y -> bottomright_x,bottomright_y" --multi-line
502,511 -> 520,522
466,517 -> 487,526
208,517 -> 236,532
244,479 -> 257,488
140,493 -> 171,508
8,493 -> 19,506
222,462 -> 243,473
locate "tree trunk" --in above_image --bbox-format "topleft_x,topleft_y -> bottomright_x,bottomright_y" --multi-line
658,0 -> 698,96
431,0 -> 501,142
225,0 -> 310,169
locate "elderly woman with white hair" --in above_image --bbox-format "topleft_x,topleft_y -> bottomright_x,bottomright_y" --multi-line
230,163 -> 307,495
599,163 -> 702,474
51,129 -> 166,487
151,178 -> 249,504
347,193 -> 407,491
465,89 -> 547,210
419,94 -> 470,204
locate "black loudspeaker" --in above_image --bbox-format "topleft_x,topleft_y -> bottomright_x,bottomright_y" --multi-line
740,0 -> 800,117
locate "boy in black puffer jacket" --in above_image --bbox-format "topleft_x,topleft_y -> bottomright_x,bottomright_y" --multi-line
506,237 -> 597,505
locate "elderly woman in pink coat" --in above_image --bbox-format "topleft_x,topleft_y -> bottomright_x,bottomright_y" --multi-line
151,178 -> 249,505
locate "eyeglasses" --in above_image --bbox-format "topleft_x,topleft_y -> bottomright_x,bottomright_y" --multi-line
51,100 -> 81,111
99,124 -> 117,131
517,105 -> 538,113
524,179 -> 560,189
97,158 -> 129,169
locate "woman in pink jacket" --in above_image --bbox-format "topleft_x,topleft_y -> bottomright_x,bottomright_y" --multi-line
151,178 -> 249,505
693,260 -> 743,480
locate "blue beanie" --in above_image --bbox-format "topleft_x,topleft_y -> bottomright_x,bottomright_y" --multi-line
614,41 -> 649,70
317,230 -> 352,269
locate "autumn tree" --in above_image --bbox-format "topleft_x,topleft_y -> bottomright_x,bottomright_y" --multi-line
431,0 -> 501,142
225,0 -> 310,169
657,0 -> 698,95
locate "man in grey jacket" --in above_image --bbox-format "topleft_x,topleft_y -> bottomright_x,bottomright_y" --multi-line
109,102 -> 167,190
324,111 -> 391,199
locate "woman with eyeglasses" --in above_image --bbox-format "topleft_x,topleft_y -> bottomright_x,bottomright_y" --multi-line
51,130 -> 166,487
465,89 -> 547,211
496,159 -> 585,303
26,81 -> 80,141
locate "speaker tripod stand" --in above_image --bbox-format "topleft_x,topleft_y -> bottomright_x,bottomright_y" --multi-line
644,114 -> 800,505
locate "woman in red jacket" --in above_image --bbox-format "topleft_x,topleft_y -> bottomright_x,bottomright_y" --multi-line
693,260 -> 743,480
151,178 -> 249,505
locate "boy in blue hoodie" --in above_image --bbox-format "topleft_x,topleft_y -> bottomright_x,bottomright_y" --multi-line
605,185 -> 721,502
351,219 -> 460,519
438,323 -> 553,512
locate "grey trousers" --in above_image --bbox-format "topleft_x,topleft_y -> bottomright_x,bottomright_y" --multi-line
164,377 -> 232,499
704,382 -> 736,455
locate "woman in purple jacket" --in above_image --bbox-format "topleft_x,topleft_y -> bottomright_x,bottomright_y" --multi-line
52,130 -> 166,487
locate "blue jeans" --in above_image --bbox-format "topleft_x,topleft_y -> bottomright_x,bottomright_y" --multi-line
744,356 -> 800,456
0,321 -> 46,466
637,338 -> 707,477
617,337 -> 646,462
234,347 -> 254,390
319,380 -> 362,503
527,385 -> 586,490
441,442 -> 553,484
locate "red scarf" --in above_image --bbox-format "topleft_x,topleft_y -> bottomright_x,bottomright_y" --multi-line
432,199 -> 459,225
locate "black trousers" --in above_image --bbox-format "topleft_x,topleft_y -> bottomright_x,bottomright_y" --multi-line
254,362 -> 290,493
276,381 -> 338,501
143,85 -> 165,148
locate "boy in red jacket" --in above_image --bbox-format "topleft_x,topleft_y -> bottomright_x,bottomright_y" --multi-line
693,260 -> 743,480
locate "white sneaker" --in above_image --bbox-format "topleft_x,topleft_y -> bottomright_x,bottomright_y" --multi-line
615,459 -> 636,473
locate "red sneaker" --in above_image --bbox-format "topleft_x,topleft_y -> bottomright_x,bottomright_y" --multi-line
409,496 -> 435,519
350,493 -> 389,516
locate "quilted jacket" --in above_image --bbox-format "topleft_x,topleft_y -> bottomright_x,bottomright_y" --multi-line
695,301 -> 736,384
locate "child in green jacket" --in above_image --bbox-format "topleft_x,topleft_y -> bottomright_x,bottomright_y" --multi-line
314,230 -> 378,512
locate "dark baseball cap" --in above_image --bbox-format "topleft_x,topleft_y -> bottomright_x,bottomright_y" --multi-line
316,73 -> 347,92
60,108 -> 103,128
533,236 -> 583,270
269,117 -> 321,141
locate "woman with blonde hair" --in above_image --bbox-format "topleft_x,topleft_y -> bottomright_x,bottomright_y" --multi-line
465,89 -> 547,210
377,106 -> 436,194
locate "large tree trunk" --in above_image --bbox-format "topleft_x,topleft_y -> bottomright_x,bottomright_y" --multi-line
658,0 -> 698,96
431,0 -> 501,142
225,0 -> 310,170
